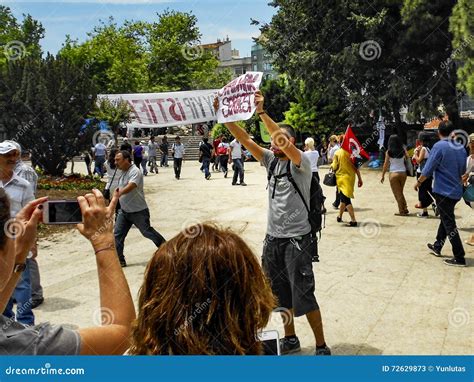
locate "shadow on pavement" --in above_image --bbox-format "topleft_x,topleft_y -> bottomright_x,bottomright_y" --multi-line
35,297 -> 80,312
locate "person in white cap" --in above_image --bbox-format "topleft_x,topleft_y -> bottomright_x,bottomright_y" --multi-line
0,141 -> 35,325
5,140 -> 43,308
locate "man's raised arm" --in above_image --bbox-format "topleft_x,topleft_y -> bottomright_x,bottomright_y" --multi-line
255,91 -> 302,166
213,98 -> 265,162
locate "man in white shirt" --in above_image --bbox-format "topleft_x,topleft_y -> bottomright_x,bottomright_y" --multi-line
0,141 -> 35,325
229,139 -> 246,186
7,141 -> 43,309
171,136 -> 185,180
114,150 -> 166,267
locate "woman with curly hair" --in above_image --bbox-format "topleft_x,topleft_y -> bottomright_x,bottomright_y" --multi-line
129,224 -> 275,355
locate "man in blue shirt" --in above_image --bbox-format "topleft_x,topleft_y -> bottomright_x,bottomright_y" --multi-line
415,121 -> 467,267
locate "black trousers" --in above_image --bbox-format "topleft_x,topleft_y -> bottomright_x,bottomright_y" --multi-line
174,157 -> 183,178
433,193 -> 465,262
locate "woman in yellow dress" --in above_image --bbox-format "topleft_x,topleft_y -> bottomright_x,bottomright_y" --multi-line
331,148 -> 363,226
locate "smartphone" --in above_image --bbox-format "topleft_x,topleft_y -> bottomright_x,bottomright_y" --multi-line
42,200 -> 82,224
258,330 -> 281,355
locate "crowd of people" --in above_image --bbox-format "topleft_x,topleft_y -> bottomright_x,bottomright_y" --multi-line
0,89 -> 472,356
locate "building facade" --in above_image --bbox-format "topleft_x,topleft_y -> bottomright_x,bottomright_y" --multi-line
251,42 -> 277,80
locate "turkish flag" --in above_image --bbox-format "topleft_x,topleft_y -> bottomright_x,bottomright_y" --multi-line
341,124 -> 370,165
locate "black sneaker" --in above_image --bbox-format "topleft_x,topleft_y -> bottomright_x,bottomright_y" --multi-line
432,204 -> 440,217
224,171 -> 228,178
31,297 -> 44,309
315,344 -> 332,355
120,260 -> 127,268
444,258 -> 467,267
240,182 -> 247,186
427,243 -> 441,257
232,182 -> 237,186
280,337 -> 301,355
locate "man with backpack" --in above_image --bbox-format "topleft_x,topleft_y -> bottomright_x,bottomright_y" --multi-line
214,91 -> 330,356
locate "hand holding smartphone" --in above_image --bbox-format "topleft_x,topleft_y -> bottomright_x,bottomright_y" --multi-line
42,200 -> 82,224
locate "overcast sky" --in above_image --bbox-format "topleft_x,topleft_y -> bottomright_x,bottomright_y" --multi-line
4,0 -> 276,57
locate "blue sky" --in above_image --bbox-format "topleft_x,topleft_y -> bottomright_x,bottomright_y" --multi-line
4,0 -> 276,57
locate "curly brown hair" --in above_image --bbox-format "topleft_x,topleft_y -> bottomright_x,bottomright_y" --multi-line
129,223 -> 275,355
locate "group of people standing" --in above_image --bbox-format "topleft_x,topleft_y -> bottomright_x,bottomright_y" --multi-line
199,135 -> 248,186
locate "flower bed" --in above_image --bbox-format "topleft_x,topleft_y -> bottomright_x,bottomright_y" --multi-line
38,174 -> 106,191
37,174 -> 106,238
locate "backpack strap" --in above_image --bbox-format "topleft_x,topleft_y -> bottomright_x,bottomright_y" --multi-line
285,161 -> 310,214
267,157 -> 281,199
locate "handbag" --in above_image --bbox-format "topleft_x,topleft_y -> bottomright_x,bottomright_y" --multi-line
463,184 -> 474,203
323,171 -> 337,187
404,156 -> 415,177
104,168 -> 117,200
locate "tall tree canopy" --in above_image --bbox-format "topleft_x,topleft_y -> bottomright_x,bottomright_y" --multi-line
449,0 -> 474,97
60,10 -> 231,94
258,0 -> 462,135
0,5 -> 44,68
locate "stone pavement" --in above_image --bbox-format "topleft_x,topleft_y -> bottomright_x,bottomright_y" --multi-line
35,161 -> 473,355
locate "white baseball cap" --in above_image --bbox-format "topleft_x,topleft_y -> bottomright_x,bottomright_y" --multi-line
0,141 -> 19,155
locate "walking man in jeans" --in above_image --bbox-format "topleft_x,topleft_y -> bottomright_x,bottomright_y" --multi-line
229,139 -> 246,186
199,137 -> 213,180
148,136 -> 159,174
114,150 -> 166,267
215,92 -> 331,356
415,121 -> 467,267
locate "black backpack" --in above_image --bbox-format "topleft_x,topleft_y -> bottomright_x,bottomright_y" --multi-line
268,158 -> 326,260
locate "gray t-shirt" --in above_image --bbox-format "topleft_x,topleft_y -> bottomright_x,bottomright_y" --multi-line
261,149 -> 312,238
148,142 -> 158,157
0,315 -> 80,355
118,164 -> 148,213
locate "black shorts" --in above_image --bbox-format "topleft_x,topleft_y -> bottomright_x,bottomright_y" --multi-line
262,233 -> 319,317
339,191 -> 352,206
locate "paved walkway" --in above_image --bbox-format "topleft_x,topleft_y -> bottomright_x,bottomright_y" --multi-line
35,161 -> 473,355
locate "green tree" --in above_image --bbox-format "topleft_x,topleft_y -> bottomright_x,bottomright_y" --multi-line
258,0 -> 461,137
59,11 -> 231,94
59,18 -> 148,94
449,0 -> 474,97
0,55 -> 97,176
0,6 -> 44,68
260,75 -> 294,122
90,98 -> 132,145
